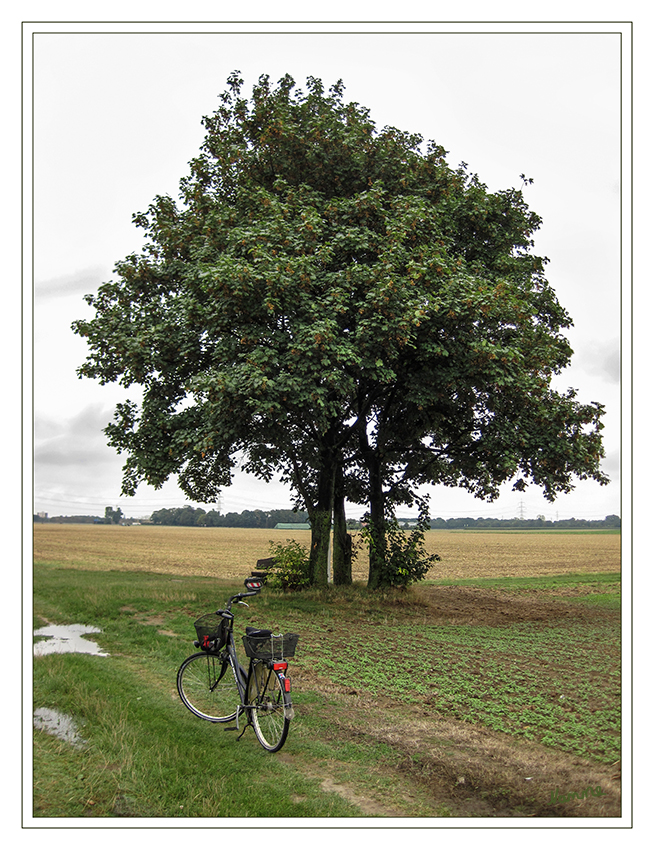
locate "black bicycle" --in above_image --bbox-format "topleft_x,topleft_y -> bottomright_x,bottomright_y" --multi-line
176,577 -> 299,752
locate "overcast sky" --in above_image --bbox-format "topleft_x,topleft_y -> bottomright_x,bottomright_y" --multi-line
28,18 -> 628,522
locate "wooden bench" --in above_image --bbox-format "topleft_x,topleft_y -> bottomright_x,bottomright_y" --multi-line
251,558 -> 275,583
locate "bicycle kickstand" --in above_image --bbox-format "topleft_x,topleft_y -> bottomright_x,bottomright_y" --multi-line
224,705 -> 251,741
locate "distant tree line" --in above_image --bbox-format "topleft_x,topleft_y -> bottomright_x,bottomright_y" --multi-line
33,515 -> 103,524
148,508 -> 620,530
150,506 -> 310,528
33,508 -> 136,525
33,509 -> 620,530
427,514 -> 621,529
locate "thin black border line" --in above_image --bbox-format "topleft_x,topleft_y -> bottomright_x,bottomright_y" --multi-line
21,19 -> 634,24
27,29 -> 627,34
628,19 -> 634,834
24,21 -> 633,832
23,21 -> 633,830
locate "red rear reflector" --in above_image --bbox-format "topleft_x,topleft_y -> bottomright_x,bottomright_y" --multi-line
273,662 -> 288,671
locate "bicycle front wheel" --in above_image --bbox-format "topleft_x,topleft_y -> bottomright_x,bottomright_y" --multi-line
247,663 -> 292,752
177,652 -> 240,722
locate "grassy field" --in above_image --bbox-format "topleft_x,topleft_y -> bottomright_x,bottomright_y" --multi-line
31,525 -> 622,820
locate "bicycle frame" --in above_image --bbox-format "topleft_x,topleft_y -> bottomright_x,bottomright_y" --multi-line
203,588 -> 257,719
221,624 -> 252,726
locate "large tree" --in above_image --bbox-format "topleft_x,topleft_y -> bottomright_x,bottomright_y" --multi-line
73,72 -> 608,588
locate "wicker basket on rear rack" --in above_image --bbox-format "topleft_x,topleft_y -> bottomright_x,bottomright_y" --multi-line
242,632 -> 299,660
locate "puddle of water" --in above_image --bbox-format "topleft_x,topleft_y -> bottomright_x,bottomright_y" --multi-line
33,623 -> 109,657
33,707 -> 87,747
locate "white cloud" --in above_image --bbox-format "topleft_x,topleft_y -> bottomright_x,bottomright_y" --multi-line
34,269 -> 105,299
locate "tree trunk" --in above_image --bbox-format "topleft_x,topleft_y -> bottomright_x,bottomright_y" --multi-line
332,464 -> 352,585
366,453 -> 387,589
308,454 -> 336,587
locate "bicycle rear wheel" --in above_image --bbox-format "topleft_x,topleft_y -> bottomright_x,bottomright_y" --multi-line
247,663 -> 292,752
177,652 -> 240,722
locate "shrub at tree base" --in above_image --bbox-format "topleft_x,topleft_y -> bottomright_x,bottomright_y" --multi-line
268,539 -> 311,591
362,499 -> 440,588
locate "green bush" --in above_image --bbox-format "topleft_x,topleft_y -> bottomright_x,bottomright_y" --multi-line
362,499 -> 440,588
268,539 -> 311,591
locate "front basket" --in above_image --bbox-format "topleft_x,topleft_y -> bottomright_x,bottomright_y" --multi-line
242,632 -> 299,660
194,613 -> 227,649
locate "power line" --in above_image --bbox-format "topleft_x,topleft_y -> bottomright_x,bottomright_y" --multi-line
34,492 -> 617,520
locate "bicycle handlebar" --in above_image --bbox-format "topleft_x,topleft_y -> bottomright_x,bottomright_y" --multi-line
224,587 -> 262,612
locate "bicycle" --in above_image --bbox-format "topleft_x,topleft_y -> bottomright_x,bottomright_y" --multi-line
176,577 -> 299,752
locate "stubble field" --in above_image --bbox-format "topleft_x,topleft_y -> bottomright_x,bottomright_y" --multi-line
33,523 -> 621,581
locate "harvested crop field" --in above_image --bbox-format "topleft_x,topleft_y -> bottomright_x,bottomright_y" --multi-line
421,530 -> 620,581
33,523 -> 620,582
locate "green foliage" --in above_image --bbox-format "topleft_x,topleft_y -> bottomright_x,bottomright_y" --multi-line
150,505 -> 310,527
361,499 -> 440,588
267,538 -> 311,591
428,514 -> 621,530
104,506 -> 123,525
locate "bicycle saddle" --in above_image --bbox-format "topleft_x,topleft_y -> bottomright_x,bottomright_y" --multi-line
245,627 -> 273,637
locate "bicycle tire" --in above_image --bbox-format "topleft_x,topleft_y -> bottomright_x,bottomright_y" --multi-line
177,652 -> 240,723
247,663 -> 292,752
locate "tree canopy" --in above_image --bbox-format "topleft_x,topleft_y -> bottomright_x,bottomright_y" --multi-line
73,72 -> 608,587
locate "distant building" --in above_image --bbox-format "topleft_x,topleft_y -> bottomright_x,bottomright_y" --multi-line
274,523 -> 311,530
37,512 -> 48,519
